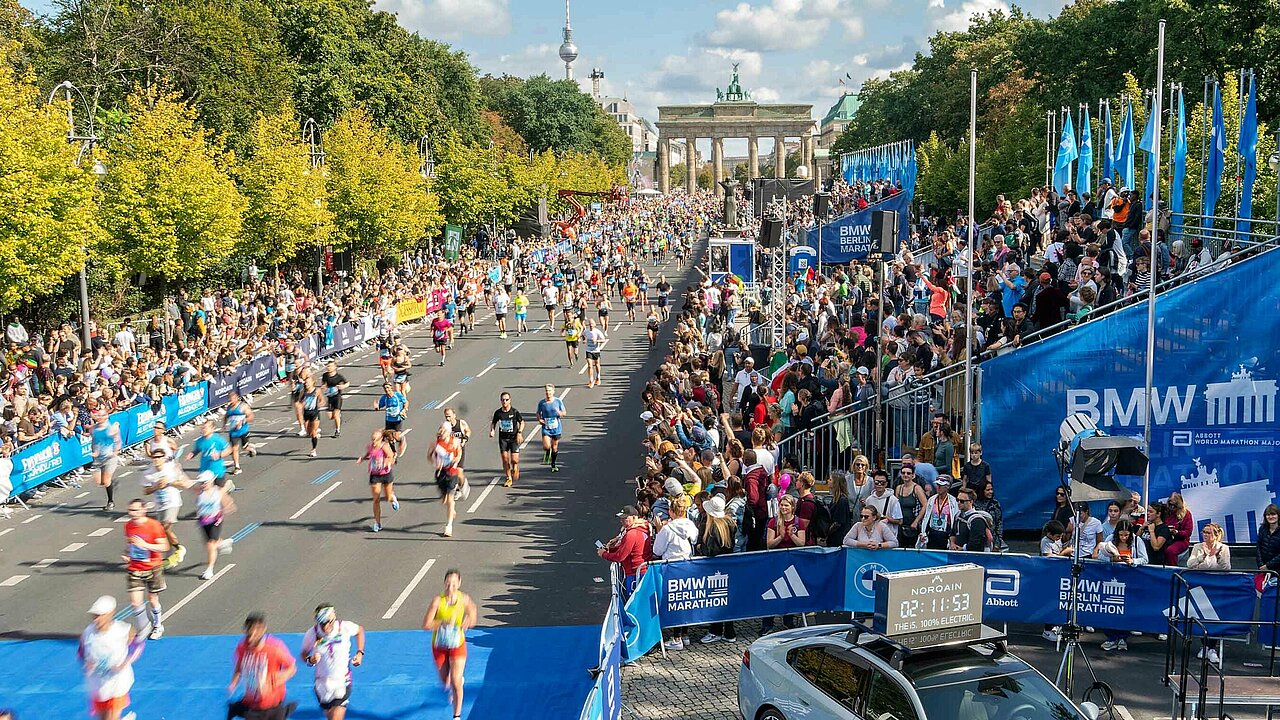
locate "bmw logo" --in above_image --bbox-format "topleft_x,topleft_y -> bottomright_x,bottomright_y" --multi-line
855,562 -> 889,599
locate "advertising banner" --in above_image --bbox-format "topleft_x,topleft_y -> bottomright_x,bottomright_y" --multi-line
207,355 -> 278,408
395,296 -> 428,324
980,248 -> 1280,542
118,402 -> 164,448
807,191 -> 910,264
7,434 -> 88,497
658,548 -> 845,628
164,382 -> 209,428
444,224 -> 463,261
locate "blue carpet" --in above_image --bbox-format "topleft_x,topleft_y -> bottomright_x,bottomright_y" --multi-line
0,625 -> 597,719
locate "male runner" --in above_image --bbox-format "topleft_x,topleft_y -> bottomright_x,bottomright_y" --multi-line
80,595 -> 143,720
144,421 -> 177,463
493,285 -> 510,339
187,420 -> 230,490
422,570 -> 478,720
541,281 -> 559,324
512,288 -> 529,335
536,384 -> 566,473
301,378 -> 323,457
583,319 -> 606,389
355,430 -> 397,533
442,407 -> 472,498
142,453 -> 186,569
646,308 -> 661,348
489,392 -> 524,488
301,605 -> 365,720
90,411 -> 122,510
291,366 -> 312,437
228,613 -> 297,720
224,390 -> 256,473
376,331 -> 395,383
562,314 -> 582,367
390,346 -> 412,396
375,383 -> 407,433
622,279 -> 638,324
431,309 -> 454,366
321,361 -> 349,438
656,275 -> 672,321
122,498 -> 169,640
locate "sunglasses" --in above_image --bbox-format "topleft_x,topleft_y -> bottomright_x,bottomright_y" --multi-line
860,513 -> 874,519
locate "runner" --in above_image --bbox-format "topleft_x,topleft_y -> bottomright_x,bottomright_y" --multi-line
187,420 -> 230,491
193,471 -> 235,580
493,285 -> 510,339
122,498 -> 169,639
355,430 -> 397,533
301,377 -> 323,457
432,425 -> 464,537
142,453 -> 187,570
80,595 -> 143,720
376,331 -> 395,384
560,284 -> 575,326
463,283 -> 478,334
489,392 -> 524,488
583,319 -> 606,389
320,361 -> 349,438
390,345 -> 412,396
562,314 -> 582,367
536,384 -> 567,473
512,287 -> 529,336
646,308 -> 661,348
622,278 -> 638,324
431,309 -> 454,366
541,280 -> 559,324
300,604 -> 365,720
443,293 -> 458,347
442,407 -> 472,498
224,390 -> 256,474
637,269 -> 650,309
291,365 -> 312,437
421,570 -> 478,720
375,383 -> 407,433
594,293 -> 611,337
90,411 -> 123,511
228,613 -> 298,720
656,274 -> 672,321
144,421 -> 177,463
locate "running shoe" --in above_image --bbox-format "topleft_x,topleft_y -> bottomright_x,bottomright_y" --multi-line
105,501 -> 115,511
391,498 -> 400,512
371,522 -> 382,533
150,625 -> 165,640
199,568 -> 214,580
552,464 -> 560,473
174,544 -> 186,564
297,429 -> 307,437
308,449 -> 317,457
503,478 -> 513,488
460,483 -> 470,500
443,522 -> 453,537
233,466 -> 242,475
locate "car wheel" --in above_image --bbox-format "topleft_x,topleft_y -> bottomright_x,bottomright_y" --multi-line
756,707 -> 787,720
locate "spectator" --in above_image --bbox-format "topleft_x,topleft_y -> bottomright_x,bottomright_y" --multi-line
863,469 -> 902,531
1101,500 -> 1123,543
951,488 -> 992,552
1072,502 -> 1104,559
1051,487 -> 1074,535
973,480 -> 1005,551
917,413 -> 962,478
958,443 -> 991,489
1258,503 -> 1280,572
825,471 -> 855,548
1098,520 -> 1148,651
598,505 -> 651,598
654,494 -> 697,651
695,495 -> 737,644
1040,519 -> 1072,642
1162,492 -> 1194,565
894,463 -> 928,548
842,504 -> 898,549
1186,522 -> 1231,570
918,476 -> 959,549
1141,501 -> 1173,565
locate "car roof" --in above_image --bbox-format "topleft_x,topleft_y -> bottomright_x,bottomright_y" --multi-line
896,645 -> 1035,690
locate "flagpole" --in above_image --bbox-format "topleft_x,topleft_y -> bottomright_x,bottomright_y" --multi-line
1235,68 -> 1246,217
1200,77 -> 1211,218
1046,109 -> 1053,186
964,68 -> 977,462
1097,99 -> 1104,190
1142,19 -> 1166,516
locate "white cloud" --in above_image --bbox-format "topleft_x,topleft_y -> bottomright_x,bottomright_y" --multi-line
930,0 -> 1009,33
841,17 -> 864,40
375,0 -> 511,38
705,0 -> 829,51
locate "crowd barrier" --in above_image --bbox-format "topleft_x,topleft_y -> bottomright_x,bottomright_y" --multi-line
580,564 -> 623,720
4,288 -> 455,500
620,547 -> 1259,660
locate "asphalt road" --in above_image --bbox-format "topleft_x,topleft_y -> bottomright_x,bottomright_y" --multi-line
0,250 -> 700,640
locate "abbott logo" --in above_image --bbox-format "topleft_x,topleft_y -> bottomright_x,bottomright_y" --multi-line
986,569 -> 1020,608
762,565 -> 810,601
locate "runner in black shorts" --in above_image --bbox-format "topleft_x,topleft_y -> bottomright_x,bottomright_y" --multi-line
489,392 -> 524,488
321,361 -> 348,438
301,378 -> 323,457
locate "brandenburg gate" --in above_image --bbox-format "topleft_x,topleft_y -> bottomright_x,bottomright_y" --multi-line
655,65 -> 814,193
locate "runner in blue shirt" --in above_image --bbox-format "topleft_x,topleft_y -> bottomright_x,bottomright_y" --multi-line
375,383 -> 408,432
223,390 -> 257,475
537,384 -> 567,473
186,420 -> 230,488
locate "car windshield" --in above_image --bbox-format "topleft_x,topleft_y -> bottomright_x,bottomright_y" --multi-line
916,668 -> 1086,720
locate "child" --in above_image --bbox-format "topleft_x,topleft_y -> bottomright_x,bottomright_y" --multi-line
1039,520 -> 1072,642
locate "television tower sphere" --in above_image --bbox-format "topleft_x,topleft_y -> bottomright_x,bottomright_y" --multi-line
559,39 -> 578,64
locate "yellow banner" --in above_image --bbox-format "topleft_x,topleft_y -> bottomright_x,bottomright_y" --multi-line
395,296 -> 427,323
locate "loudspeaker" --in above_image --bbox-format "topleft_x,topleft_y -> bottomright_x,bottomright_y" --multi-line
812,192 -> 830,218
871,210 -> 898,255
758,218 -> 783,248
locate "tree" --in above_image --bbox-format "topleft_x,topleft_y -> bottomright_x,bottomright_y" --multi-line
431,134 -> 524,230
0,43 -> 101,312
489,74 -> 631,168
669,162 -> 688,189
237,106 -> 333,266
97,88 -> 244,283
324,106 -> 440,258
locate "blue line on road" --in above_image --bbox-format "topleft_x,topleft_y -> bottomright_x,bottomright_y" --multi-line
230,523 -> 261,543
421,399 -> 438,410
488,357 -> 499,364
310,469 -> 339,485
459,376 -> 473,385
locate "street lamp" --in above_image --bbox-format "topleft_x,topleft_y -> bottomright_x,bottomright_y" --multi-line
1268,146 -> 1280,224
301,118 -> 327,292
418,135 -> 435,179
811,128 -> 822,186
47,80 -> 104,350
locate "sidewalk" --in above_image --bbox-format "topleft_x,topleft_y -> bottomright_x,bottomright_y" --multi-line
622,620 -> 767,720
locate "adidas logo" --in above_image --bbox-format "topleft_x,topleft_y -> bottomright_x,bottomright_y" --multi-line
761,565 -> 810,601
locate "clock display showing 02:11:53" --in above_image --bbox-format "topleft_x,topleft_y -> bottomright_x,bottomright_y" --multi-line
899,593 -> 972,619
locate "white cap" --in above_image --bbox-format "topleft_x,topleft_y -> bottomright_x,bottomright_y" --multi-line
197,470 -> 216,485
640,411 -> 655,422
88,595 -> 117,615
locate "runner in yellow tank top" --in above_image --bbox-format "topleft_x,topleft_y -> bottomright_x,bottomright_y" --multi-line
423,570 -> 477,720
562,317 -> 583,367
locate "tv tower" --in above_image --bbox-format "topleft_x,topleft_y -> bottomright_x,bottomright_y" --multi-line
558,0 -> 578,80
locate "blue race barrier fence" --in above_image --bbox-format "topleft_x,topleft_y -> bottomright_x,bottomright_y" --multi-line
621,547 -> 1259,659
581,565 -> 623,720
803,191 -> 911,264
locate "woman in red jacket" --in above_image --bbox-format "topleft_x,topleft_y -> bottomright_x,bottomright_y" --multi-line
1162,492 -> 1194,565
598,505 -> 651,597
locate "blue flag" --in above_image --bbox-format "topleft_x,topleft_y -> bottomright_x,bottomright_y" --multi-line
1138,99 -> 1157,205
1236,74 -> 1258,236
1053,111 -> 1078,194
1102,102 -> 1115,184
1116,101 -> 1135,190
905,140 -> 918,204
1076,106 -> 1093,194
1204,84 -> 1225,225
1170,90 -> 1188,215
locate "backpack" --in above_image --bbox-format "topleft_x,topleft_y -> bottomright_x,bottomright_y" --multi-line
799,495 -> 832,546
701,382 -> 721,414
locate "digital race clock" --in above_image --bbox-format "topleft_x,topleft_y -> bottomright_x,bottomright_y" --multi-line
872,563 -> 985,637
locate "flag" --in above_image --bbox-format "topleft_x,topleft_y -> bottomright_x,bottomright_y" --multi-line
1203,84 -> 1225,226
1138,98 -> 1157,205
1170,89 -> 1188,215
1236,73 -> 1258,236
1076,106 -> 1093,194
1116,101 -> 1135,190
905,140 -> 918,204
1102,102 -> 1115,185
1053,111 -> 1078,194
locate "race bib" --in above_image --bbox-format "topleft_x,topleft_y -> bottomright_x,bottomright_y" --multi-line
498,419 -> 514,433
435,624 -> 463,649
544,417 -> 561,432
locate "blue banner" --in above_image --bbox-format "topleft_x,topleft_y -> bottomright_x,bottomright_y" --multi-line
621,569 -> 664,662
980,247 -> 1280,543
118,401 -> 164,448
6,433 -> 89,497
208,354 -> 279,408
807,191 -> 910,264
660,547 -> 844,628
164,382 -> 209,428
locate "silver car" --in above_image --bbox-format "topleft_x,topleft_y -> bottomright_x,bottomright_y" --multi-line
738,624 -> 1101,720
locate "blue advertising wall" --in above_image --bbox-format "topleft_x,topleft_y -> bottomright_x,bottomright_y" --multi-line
979,247 -> 1280,542
804,191 -> 910,264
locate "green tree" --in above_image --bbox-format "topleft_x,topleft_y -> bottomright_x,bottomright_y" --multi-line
490,74 -> 630,167
237,106 -> 333,266
97,88 -> 244,283
324,106 -> 440,258
431,134 -> 523,230
0,44 -> 101,312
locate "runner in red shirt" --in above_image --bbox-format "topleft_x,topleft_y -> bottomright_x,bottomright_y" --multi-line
123,498 -> 170,640
229,613 -> 297,719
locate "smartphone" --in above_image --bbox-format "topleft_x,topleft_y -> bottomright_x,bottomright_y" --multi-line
594,540 -> 605,549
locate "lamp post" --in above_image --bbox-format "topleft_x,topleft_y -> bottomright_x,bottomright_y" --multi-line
47,80 -> 105,350
1268,144 -> 1280,224
302,118 -> 326,293
418,135 -> 436,179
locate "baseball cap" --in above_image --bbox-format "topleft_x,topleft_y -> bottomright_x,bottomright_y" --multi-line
663,477 -> 684,496
796,344 -> 808,357
691,426 -> 707,443
658,441 -> 677,455
617,505 -> 641,518
856,366 -> 870,376
88,595 -> 116,615
934,476 -> 952,487
640,411 -> 655,423
1039,272 -> 1052,282
743,356 -> 755,365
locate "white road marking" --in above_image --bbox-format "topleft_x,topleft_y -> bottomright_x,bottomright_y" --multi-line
33,558 -> 58,569
289,481 -> 343,520
437,391 -> 460,408
578,363 -> 588,375
509,342 -> 524,353
477,362 -> 498,378
163,563 -> 236,621
519,430 -> 538,450
21,514 -> 42,524
382,558 -> 436,620
89,528 -> 113,537
467,478 -> 501,514
560,387 -> 572,401
0,528 -> 12,538
61,542 -> 87,552
114,516 -> 128,523
75,492 -> 90,499
0,575 -> 29,587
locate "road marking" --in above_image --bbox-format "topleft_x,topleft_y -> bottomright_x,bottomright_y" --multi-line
0,575 -> 29,587
421,399 -> 438,410
61,542 -> 88,552
437,391 -> 460,409
75,492 -> 90,499
519,431 -> 538,450
163,563 -> 236,621
578,363 -> 588,375
509,342 -> 524,353
22,514 -> 42,524
0,528 -> 12,538
382,558 -> 436,620
467,478 -> 501,514
459,376 -> 473,385
230,522 -> 261,543
311,469 -> 339,485
290,481 -> 343,520
560,387 -> 572,401
89,528 -> 112,537
477,362 -> 498,378
33,558 -> 58,569
114,516 -> 128,523
533,323 -> 546,334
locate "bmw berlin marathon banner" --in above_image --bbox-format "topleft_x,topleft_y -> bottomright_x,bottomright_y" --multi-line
982,247 -> 1280,542
803,191 -> 911,264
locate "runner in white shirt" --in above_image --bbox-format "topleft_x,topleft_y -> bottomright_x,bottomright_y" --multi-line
80,595 -> 142,720
142,454 -> 188,569
583,319 -> 606,389
301,605 -> 365,720
492,288 -> 510,339
541,283 -> 559,323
